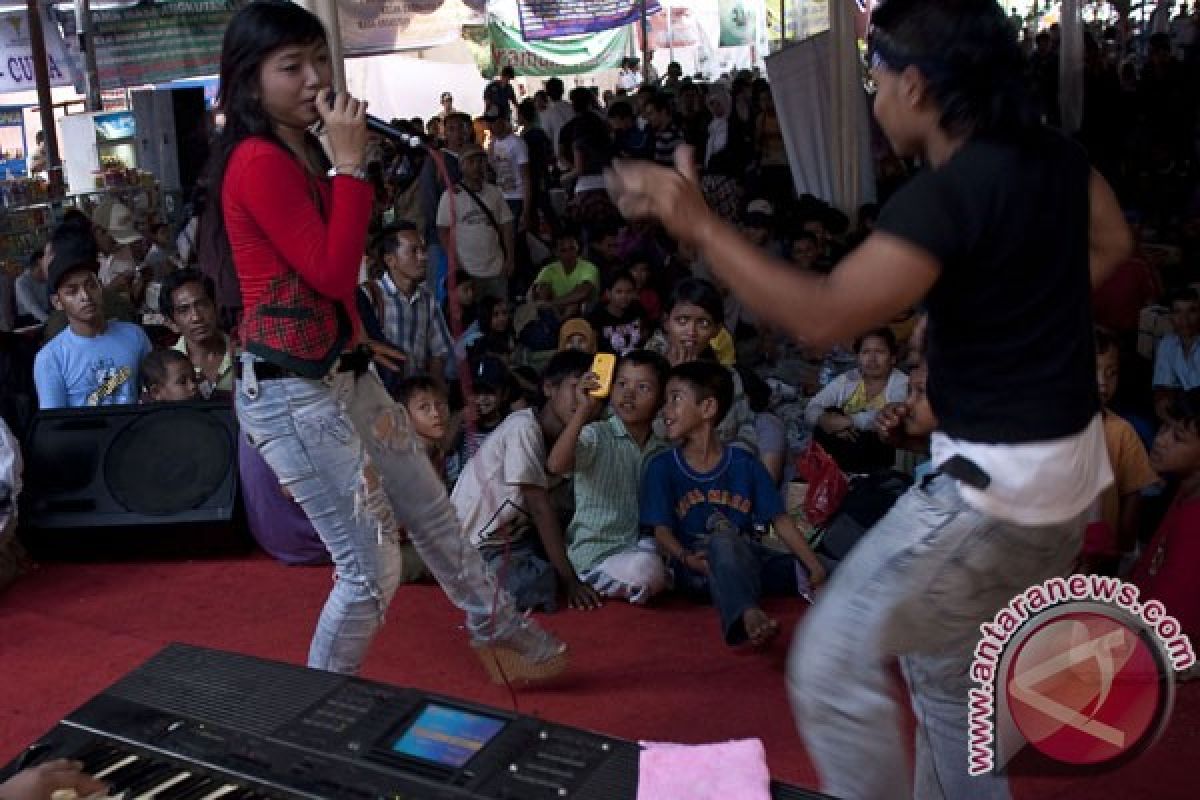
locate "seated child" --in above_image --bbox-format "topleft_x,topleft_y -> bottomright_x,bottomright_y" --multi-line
141,349 -> 198,402
1092,328 -> 1159,573
547,350 -> 671,604
451,350 -> 603,612
587,270 -> 645,355
392,375 -> 458,583
514,282 -> 562,372
445,355 -> 515,487
445,268 -> 477,329
641,361 -> 826,646
1130,389 -> 1200,678
558,318 -> 597,354
457,296 -> 512,364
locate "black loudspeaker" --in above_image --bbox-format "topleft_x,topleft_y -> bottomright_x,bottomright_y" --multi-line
19,401 -> 249,559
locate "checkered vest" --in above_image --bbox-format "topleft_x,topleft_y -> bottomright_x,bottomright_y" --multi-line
243,271 -> 350,379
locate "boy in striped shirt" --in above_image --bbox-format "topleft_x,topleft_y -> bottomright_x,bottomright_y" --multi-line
547,350 -> 672,603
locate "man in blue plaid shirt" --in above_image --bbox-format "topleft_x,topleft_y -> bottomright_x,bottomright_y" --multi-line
357,222 -> 453,392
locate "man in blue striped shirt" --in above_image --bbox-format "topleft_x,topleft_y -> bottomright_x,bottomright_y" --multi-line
358,222 -> 453,391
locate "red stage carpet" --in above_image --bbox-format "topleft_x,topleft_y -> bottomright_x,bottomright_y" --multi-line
0,552 -> 1195,798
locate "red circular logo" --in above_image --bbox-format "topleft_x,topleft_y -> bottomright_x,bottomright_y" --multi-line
1004,609 -> 1171,766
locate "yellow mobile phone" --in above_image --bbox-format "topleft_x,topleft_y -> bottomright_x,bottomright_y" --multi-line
589,353 -> 617,398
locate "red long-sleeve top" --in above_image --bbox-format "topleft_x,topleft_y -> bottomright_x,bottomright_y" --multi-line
223,137 -> 373,341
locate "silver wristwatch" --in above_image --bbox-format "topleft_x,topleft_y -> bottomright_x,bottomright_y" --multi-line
327,164 -> 367,181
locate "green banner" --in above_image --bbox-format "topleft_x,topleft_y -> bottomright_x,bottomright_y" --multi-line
478,16 -> 630,77
57,0 -> 235,90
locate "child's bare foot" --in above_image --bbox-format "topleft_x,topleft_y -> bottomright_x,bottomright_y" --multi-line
743,608 -> 779,647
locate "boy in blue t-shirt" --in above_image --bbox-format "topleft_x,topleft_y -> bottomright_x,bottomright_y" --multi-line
33,227 -> 151,409
641,361 -> 826,646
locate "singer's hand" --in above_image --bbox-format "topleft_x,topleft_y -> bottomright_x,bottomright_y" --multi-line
317,88 -> 368,175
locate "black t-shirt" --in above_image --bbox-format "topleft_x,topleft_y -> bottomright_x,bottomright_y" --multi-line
875,129 -> 1099,444
521,127 -> 552,197
587,305 -> 645,355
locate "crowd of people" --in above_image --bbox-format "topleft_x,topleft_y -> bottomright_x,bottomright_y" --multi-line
0,0 -> 1195,667
0,0 -> 1199,796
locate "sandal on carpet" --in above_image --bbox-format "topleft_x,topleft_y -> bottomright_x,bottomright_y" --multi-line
472,619 -> 568,685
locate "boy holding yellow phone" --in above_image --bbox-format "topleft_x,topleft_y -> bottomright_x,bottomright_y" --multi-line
546,351 -> 672,604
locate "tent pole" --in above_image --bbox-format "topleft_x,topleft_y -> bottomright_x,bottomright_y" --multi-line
27,0 -> 63,197
73,0 -> 102,111
639,0 -> 650,75
297,0 -> 346,91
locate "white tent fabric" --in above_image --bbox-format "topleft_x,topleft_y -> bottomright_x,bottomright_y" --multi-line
764,4 -> 874,215
828,0 -> 874,214
344,42 -> 488,122
766,32 -> 837,203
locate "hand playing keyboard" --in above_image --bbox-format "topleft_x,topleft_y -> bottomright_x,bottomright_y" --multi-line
0,759 -> 108,800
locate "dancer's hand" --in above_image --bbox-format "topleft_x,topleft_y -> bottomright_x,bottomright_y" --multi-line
606,147 -> 714,247
566,578 -> 603,610
0,759 -> 108,800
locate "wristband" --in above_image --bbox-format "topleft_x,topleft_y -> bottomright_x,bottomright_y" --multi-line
328,163 -> 367,181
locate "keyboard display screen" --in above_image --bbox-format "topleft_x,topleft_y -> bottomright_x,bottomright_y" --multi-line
389,704 -> 507,768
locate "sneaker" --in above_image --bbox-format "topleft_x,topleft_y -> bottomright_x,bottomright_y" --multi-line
471,618 -> 568,686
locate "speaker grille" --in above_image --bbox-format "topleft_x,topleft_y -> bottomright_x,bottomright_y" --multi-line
104,408 -> 233,515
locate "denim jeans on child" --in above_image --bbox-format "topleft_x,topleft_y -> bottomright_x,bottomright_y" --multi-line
675,530 -> 810,645
236,356 -> 527,674
787,473 -> 1084,800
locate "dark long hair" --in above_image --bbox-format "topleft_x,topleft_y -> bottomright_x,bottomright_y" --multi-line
868,0 -> 1037,141
199,1 -> 329,313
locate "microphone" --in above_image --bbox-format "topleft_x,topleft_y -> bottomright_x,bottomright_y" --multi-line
325,91 -> 424,149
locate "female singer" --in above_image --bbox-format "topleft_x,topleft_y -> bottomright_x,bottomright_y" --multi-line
206,0 -> 566,681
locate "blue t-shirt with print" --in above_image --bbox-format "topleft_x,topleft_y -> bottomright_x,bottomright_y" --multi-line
33,321 -> 152,408
640,445 -> 784,552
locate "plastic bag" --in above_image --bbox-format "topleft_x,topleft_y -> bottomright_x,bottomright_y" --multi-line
795,441 -> 849,528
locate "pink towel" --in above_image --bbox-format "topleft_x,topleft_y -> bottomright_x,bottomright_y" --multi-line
636,738 -> 772,800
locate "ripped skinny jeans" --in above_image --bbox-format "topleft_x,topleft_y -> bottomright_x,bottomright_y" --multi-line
236,356 -> 524,674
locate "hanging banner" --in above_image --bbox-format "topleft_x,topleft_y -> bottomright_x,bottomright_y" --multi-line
337,0 -> 485,56
56,0 -> 234,91
645,6 -> 699,49
767,0 -> 830,50
517,0 -> 660,41
0,7 -> 73,93
480,16 -> 630,76
718,0 -> 757,47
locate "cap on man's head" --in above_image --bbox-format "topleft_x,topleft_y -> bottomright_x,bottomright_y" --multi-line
47,228 -> 100,294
